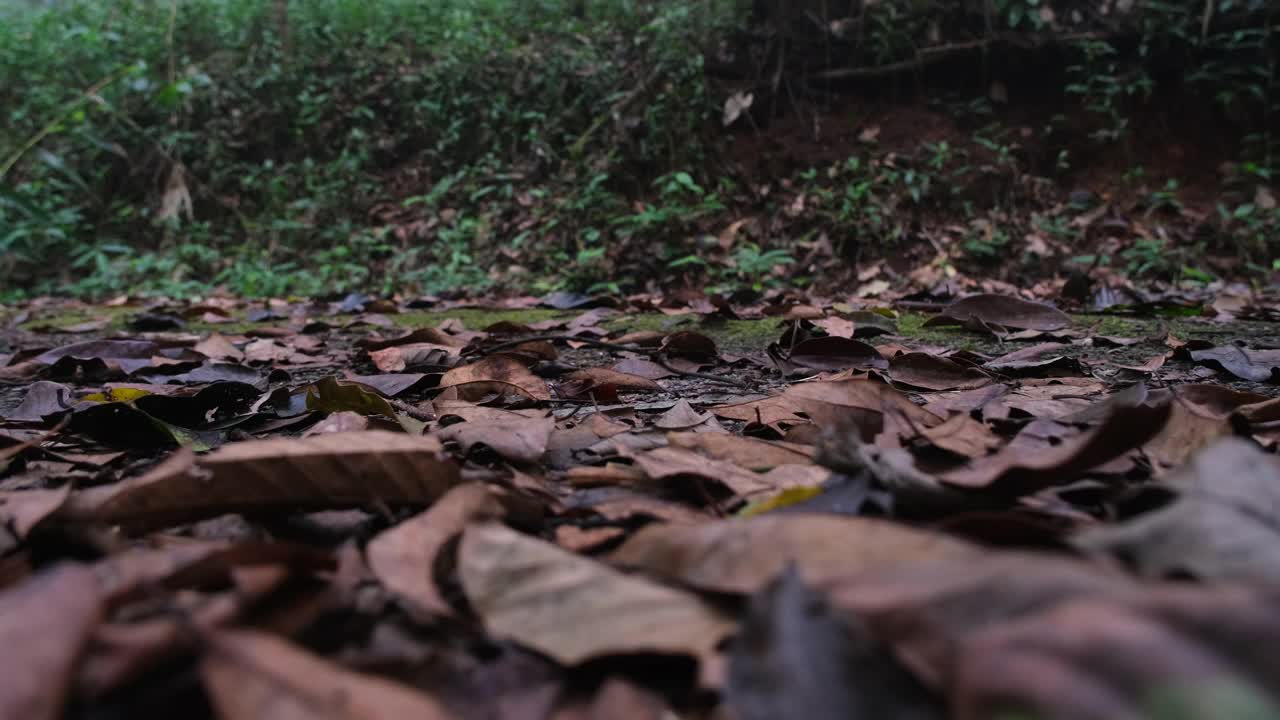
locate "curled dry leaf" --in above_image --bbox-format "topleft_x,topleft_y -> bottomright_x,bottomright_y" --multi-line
59,432 -> 460,532
367,483 -> 507,617
202,629 -> 454,719
620,445 -> 774,496
611,514 -> 981,594
0,564 -> 103,720
939,400 -> 1172,494
459,522 -> 733,666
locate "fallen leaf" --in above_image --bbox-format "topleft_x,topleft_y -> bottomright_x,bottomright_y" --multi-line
666,431 -> 812,470
953,585 -> 1280,720
653,399 -> 713,429
727,566 -> 941,720
939,400 -> 1171,494
0,564 -> 103,720
889,353 -> 991,391
60,432 -> 460,531
926,294 -> 1072,332
202,629 -> 453,719
438,355 -> 551,401
1187,345 -> 1280,383
367,483 -> 507,617
783,337 -> 887,371
1076,437 -> 1280,583
435,415 -> 555,464
459,522 -> 733,665
611,514 -> 980,594
4,380 -> 72,421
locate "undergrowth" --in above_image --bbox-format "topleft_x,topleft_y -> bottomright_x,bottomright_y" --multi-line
1,0 -> 1277,301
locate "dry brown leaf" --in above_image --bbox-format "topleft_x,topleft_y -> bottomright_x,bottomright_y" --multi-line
0,565 -> 104,720
666,431 -> 812,470
939,401 -> 1171,494
202,629 -> 454,719
459,522 -> 733,665
434,415 -> 555,464
953,586 -> 1280,720
438,355 -> 551,401
60,432 -> 460,531
888,353 -> 991,391
367,483 -> 507,617
611,514 -> 982,594
620,445 -> 773,496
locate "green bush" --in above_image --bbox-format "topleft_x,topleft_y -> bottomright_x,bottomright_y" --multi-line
0,0 -> 737,299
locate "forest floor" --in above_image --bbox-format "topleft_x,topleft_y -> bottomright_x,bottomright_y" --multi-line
2,288 -> 1280,718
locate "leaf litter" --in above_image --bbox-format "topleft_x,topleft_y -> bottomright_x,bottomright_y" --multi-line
0,289 -> 1279,718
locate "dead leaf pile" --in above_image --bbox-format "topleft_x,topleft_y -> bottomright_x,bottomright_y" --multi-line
1,290 -> 1279,718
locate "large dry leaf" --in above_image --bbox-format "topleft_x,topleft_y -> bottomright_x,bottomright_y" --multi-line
953,585 -> 1280,720
60,432 -> 460,531
926,294 -> 1072,332
202,629 -> 454,719
434,415 -> 555,464
620,445 -> 774,496
438,355 -> 551,401
1140,385 -> 1262,470
784,379 -> 942,430
666,432 -> 812,470
366,483 -> 506,617
0,565 -> 104,720
458,522 -> 733,665
826,552 -> 1141,689
1076,437 -> 1280,583
611,514 -> 981,594
710,396 -> 808,427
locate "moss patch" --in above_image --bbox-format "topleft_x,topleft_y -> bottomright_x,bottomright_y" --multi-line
393,308 -> 566,330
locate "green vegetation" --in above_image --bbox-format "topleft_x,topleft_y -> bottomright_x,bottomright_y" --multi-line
1,0 -> 1277,301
